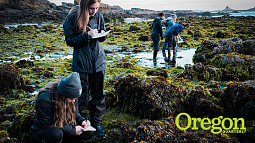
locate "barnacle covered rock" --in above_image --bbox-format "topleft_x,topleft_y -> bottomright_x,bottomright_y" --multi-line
179,63 -> 237,81
184,87 -> 223,118
209,53 -> 255,81
115,75 -> 186,119
193,38 -> 255,64
220,80 -> 255,120
193,39 -> 255,81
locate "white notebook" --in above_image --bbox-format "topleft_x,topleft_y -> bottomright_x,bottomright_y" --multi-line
81,126 -> 96,132
92,30 -> 111,39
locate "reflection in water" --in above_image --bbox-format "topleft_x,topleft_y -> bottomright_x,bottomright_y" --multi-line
134,48 -> 196,68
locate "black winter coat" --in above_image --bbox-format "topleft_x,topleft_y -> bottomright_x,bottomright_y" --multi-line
151,17 -> 163,40
31,91 -> 86,136
63,11 -> 106,74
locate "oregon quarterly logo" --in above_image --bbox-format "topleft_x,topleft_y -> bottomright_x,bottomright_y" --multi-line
175,113 -> 246,134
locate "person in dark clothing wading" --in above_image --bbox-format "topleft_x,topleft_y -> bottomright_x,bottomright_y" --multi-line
63,0 -> 106,137
30,72 -> 94,143
151,12 -> 165,60
165,23 -> 190,60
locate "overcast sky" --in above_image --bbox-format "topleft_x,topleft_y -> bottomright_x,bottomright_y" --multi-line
49,0 -> 255,11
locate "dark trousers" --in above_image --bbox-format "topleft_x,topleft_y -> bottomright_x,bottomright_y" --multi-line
151,33 -> 160,52
78,71 -> 106,126
30,127 -> 94,143
166,31 -> 177,49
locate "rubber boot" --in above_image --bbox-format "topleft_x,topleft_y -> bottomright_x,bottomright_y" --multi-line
93,125 -> 105,137
173,47 -> 177,57
167,48 -> 171,60
153,51 -> 157,60
162,51 -> 166,57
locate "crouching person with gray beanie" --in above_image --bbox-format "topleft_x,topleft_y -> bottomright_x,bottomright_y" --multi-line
30,72 -> 95,143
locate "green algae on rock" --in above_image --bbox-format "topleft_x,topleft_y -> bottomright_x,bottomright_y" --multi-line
115,75 -> 186,120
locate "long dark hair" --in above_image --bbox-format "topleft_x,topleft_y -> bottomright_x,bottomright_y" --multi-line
69,0 -> 101,34
35,81 -> 76,129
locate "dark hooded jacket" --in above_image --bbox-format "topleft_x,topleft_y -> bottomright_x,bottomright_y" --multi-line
151,16 -> 163,40
31,91 -> 86,136
167,23 -> 185,36
63,11 -> 106,74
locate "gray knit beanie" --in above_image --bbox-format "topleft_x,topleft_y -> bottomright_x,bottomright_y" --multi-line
57,72 -> 82,98
171,14 -> 177,18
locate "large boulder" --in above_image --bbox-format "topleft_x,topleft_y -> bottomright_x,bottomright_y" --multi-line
178,63 -> 237,81
184,86 -> 223,118
115,75 -> 186,120
220,80 -> 255,120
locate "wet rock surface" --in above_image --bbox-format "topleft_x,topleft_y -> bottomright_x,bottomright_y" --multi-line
192,38 -> 255,81
0,63 -> 24,92
115,75 -> 186,120
106,118 -> 183,142
184,87 -> 223,118
178,63 -> 237,81
220,81 -> 255,120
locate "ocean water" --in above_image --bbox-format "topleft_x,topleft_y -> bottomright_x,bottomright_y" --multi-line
228,11 -> 255,17
212,11 -> 255,17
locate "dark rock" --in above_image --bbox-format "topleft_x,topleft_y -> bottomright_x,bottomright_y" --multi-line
179,63 -> 237,81
175,131 -> 239,142
184,87 -> 223,117
138,35 -> 149,41
106,118 -> 182,143
146,68 -> 168,78
104,90 -> 117,109
115,75 -> 186,119
0,63 -> 24,92
129,26 -> 141,31
117,62 -> 134,69
8,110 -> 36,143
220,80 -> 255,120
15,59 -> 35,68
43,70 -> 53,77
216,30 -> 229,38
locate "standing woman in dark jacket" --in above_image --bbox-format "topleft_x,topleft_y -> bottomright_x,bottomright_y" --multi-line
151,12 -> 165,60
30,72 -> 94,143
63,0 -> 106,137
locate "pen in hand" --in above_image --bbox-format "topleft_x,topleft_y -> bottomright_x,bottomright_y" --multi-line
86,26 -> 91,30
87,26 -> 98,37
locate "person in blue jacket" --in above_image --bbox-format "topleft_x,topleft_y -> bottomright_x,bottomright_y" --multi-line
30,72 -> 94,143
63,0 -> 106,137
151,12 -> 165,60
162,14 -> 177,57
165,23 -> 190,59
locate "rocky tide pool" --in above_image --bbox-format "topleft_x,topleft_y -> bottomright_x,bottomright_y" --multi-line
0,15 -> 255,142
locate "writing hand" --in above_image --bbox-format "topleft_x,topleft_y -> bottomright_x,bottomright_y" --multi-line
82,120 -> 91,129
75,126 -> 83,136
88,29 -> 98,37
101,30 -> 105,34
